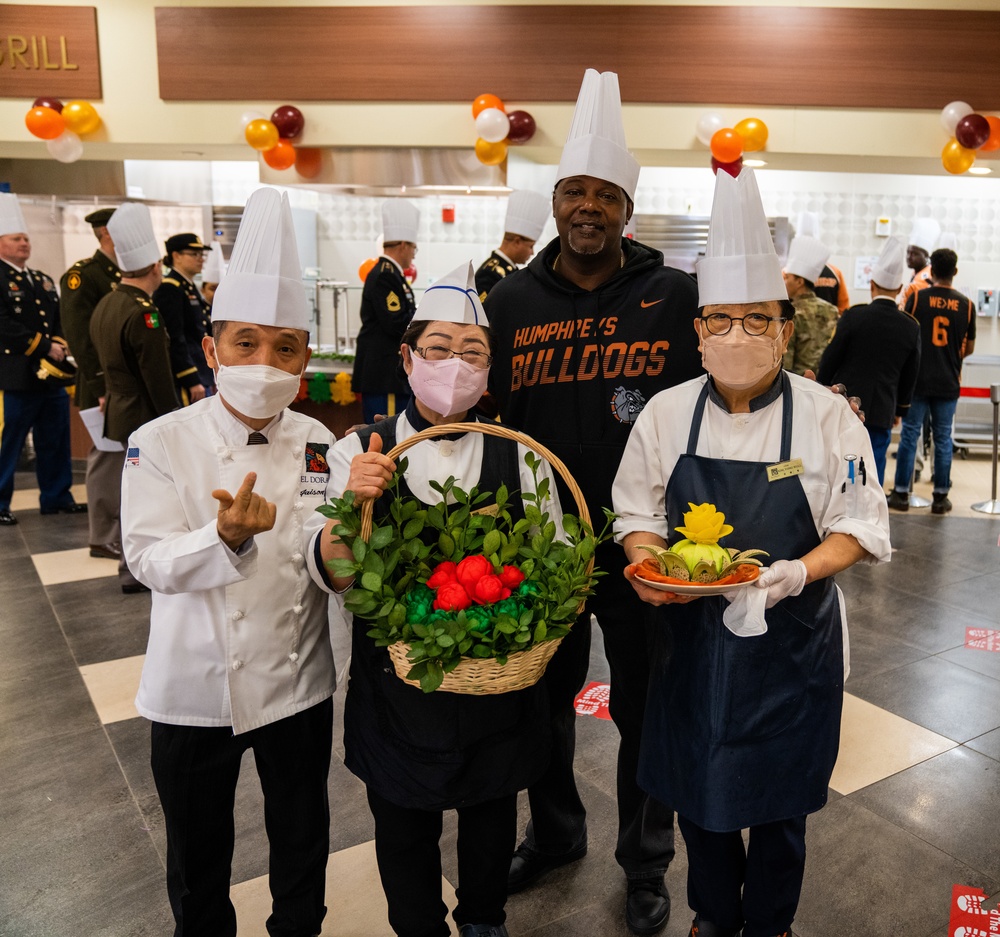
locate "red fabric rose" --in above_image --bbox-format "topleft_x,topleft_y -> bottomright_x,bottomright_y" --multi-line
427,561 -> 458,589
434,582 -> 472,611
456,555 -> 493,592
499,565 -> 525,589
473,574 -> 504,605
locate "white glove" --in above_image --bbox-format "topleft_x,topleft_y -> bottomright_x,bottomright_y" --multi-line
755,559 -> 808,609
722,586 -> 768,637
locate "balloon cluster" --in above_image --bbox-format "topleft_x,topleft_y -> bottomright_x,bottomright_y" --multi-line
357,257 -> 417,285
470,93 -> 536,166
242,105 -> 322,178
24,97 -> 101,163
696,113 -> 769,178
939,101 -> 1000,175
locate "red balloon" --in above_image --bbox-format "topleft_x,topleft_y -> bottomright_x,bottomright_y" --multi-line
271,105 -> 305,140
32,96 -> 63,113
506,110 -> 536,144
956,113 -> 991,150
295,147 -> 323,179
980,116 -> 1000,153
711,156 -> 743,178
403,265 -> 417,284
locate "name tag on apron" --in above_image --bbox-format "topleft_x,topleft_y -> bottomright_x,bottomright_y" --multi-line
766,458 -> 804,482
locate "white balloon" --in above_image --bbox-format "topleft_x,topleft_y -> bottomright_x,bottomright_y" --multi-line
696,112 -> 725,147
940,101 -> 974,135
46,129 -> 83,163
241,109 -> 266,128
475,107 -> 510,144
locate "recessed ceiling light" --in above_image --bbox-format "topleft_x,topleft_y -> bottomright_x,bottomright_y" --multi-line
743,159 -> 768,168
968,166 -> 992,175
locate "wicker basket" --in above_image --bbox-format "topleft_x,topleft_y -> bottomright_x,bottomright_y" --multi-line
359,421 -> 593,695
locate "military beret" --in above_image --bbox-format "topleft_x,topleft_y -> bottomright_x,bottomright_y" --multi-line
84,207 -> 115,226
165,233 -> 212,256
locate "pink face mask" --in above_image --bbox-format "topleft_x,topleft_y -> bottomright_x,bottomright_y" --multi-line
408,354 -> 489,416
701,329 -> 784,390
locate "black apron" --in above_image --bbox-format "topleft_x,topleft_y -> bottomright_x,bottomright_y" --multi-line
343,414 -> 551,811
638,374 -> 843,832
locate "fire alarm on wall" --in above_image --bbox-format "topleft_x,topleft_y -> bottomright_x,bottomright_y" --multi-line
442,204 -> 456,224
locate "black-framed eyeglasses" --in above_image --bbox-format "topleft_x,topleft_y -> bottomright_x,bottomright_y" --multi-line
413,344 -> 492,368
700,312 -> 785,336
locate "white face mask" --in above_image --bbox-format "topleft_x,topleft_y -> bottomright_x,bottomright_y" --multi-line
701,328 -> 784,390
215,363 -> 301,419
407,354 -> 489,417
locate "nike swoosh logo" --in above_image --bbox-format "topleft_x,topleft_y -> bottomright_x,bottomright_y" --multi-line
640,299 -> 664,308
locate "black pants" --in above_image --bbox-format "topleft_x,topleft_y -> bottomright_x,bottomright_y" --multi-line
367,787 -> 517,937
678,813 -> 807,937
522,554 -> 675,879
150,699 -> 333,937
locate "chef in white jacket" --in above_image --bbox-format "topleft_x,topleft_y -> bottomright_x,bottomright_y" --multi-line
123,188 -> 339,937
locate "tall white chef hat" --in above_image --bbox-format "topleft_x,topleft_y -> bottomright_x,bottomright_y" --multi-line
201,240 -> 226,282
869,236 -> 906,291
381,200 -> 420,244
937,231 -> 958,252
0,193 -> 28,237
697,168 -> 786,307
556,69 -> 640,201
909,217 -> 941,254
791,211 -> 820,239
212,187 -> 309,332
785,235 -> 831,284
413,262 -> 485,326
107,203 -> 160,273
504,190 -> 550,241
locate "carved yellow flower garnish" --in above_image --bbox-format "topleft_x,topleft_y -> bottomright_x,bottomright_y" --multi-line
673,502 -> 734,544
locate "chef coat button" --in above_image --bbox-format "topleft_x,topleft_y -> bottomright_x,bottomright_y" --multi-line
440,442 -> 453,458
294,501 -> 304,511
292,552 -> 304,564
289,652 -> 299,662
231,609 -> 244,621
232,659 -> 243,671
292,604 -> 304,614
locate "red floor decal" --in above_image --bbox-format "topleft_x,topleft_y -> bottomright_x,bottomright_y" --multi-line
574,682 -> 612,720
965,628 -> 1000,653
949,884 -> 1000,934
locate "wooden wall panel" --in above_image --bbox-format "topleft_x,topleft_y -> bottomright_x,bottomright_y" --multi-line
155,5 -> 1000,110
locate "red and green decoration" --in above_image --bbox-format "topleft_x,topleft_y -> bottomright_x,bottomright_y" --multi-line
297,371 -> 356,406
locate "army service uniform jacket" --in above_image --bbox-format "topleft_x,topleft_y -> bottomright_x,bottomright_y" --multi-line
60,249 -> 121,409
90,283 -> 179,443
475,250 -> 517,302
352,256 -> 415,396
153,267 -> 212,401
0,258 -> 64,392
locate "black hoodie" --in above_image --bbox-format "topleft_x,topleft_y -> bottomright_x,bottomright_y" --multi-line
484,236 -> 704,524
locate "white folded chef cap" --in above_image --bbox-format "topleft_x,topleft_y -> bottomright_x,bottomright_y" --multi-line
414,262 -> 485,326
212,187 -> 309,332
909,218 -> 941,253
0,193 -> 28,237
381,200 -> 420,244
936,231 -> 958,252
201,240 -> 226,282
504,190 -> 550,241
785,235 -> 831,284
556,69 -> 641,201
791,211 -> 820,239
696,168 -> 786,307
107,203 -> 160,272
869,236 -> 906,291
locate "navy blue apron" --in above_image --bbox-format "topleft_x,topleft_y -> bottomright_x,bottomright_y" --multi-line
638,374 -> 843,832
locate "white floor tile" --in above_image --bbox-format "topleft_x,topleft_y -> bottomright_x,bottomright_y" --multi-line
10,483 -> 87,512
80,655 -> 145,724
32,547 -> 117,585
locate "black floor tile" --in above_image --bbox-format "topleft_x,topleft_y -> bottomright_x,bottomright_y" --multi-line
0,554 -> 43,593
967,728 -> 1000,763
843,618 -> 929,684
0,587 -> 80,680
13,509 -> 91,554
938,640 -> 1000,681
0,666 -> 101,755
931,569 -> 1000,621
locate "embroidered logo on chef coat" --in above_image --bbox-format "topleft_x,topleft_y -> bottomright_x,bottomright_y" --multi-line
304,442 -> 329,475
610,385 -> 646,425
126,447 -> 140,467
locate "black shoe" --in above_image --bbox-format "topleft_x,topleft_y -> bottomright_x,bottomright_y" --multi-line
507,842 -> 587,894
931,493 -> 953,514
40,502 -> 88,515
89,542 -> 122,560
458,926 -> 509,937
0,509 -> 16,525
886,489 -> 909,511
687,915 -> 742,937
626,878 -> 670,936
121,581 -> 150,594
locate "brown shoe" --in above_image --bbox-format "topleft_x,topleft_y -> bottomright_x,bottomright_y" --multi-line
89,542 -> 122,560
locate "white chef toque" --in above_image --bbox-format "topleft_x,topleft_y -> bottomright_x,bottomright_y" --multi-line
696,168 -> 786,307
504,190 -> 550,241
414,262 -> 485,326
869,236 -> 906,291
107,203 -> 161,272
937,231 -> 958,252
791,211 -> 820,239
381,200 -> 420,244
201,241 -> 226,282
0,193 -> 28,237
909,218 -> 941,254
556,68 -> 640,201
212,187 -> 309,332
785,235 -> 831,284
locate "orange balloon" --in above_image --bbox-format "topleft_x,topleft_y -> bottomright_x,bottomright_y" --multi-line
245,118 -> 279,151
294,147 -> 323,179
25,106 -> 65,140
980,115 -> 1000,152
734,117 -> 768,152
61,100 -> 101,135
358,258 -> 377,283
475,137 -> 507,166
710,128 -> 744,164
262,138 -> 296,170
942,138 -> 976,174
472,93 -> 505,118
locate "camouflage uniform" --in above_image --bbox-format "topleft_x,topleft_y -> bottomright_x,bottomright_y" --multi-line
783,291 -> 839,376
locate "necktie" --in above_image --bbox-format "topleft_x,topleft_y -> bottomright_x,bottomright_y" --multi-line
247,432 -> 268,445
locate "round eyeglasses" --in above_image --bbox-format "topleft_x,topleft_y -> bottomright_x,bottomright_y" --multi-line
700,312 -> 784,336
413,344 -> 492,368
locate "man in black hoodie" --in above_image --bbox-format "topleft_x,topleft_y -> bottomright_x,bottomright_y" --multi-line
486,168 -> 703,933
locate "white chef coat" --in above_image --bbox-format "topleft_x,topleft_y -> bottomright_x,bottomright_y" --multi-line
124,395 -> 340,735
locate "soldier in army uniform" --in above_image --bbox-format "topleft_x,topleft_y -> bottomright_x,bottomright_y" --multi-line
60,207 -> 124,558
153,233 -> 214,404
475,189 -> 550,302
0,193 -> 85,526
782,235 -> 839,376
353,200 -> 420,424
